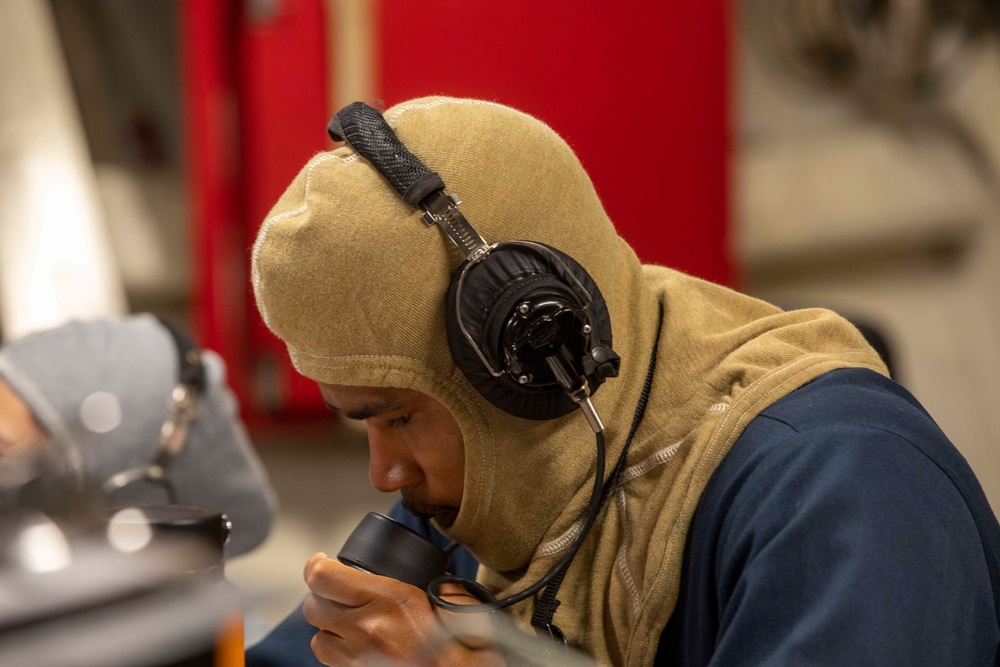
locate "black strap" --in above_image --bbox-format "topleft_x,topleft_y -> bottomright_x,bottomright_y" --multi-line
327,102 -> 446,207
156,318 -> 206,393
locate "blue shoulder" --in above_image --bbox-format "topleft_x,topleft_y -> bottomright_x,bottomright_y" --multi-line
695,369 -> 1000,665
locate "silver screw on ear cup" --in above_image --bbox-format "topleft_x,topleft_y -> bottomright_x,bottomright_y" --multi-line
582,324 -> 592,334
518,374 -> 533,384
518,302 -> 531,315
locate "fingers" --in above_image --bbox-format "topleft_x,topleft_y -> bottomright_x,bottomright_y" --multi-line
301,553 -> 503,665
304,592 -> 430,664
302,592 -> 395,658
302,593 -> 347,633
302,552 -> 430,640
310,629 -> 356,667
304,553 -> 379,608
305,553 -> 484,608
435,582 -> 483,606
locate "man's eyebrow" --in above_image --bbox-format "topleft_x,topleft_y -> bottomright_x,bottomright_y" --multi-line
324,400 -> 408,421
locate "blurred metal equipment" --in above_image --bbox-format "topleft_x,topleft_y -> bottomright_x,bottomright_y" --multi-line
0,439 -> 242,667
47,0 -> 191,315
0,508 -> 239,667
748,0 -> 997,118
0,0 -> 126,340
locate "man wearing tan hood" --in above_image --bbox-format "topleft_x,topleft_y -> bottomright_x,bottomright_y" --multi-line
247,97 -> 1000,666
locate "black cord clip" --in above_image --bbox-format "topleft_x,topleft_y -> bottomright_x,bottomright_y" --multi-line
538,622 -> 565,642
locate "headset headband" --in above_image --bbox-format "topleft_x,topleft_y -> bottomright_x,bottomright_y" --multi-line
327,102 -> 492,261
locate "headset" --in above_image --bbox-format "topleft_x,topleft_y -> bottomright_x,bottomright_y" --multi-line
102,321 -> 207,505
327,102 -> 624,642
327,102 -> 620,429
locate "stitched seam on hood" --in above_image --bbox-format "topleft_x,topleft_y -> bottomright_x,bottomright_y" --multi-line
622,440 -> 685,483
292,350 -> 439,361
387,98 -> 523,125
616,487 -> 641,616
536,518 -> 584,558
252,151 -> 358,329
533,438 -> 685,559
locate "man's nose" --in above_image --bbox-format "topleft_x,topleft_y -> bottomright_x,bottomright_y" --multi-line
367,431 -> 419,493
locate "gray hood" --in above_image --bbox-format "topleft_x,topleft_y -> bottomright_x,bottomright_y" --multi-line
0,314 -> 276,557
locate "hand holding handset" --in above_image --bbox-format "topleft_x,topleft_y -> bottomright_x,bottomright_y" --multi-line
337,512 -> 451,591
334,513 -> 597,664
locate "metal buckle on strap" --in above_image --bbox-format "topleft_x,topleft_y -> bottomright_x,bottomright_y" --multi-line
421,193 -> 490,260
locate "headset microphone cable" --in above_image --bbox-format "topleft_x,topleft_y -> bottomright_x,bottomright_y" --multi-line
426,427 -> 606,617
427,309 -> 662,643
530,311 -> 661,638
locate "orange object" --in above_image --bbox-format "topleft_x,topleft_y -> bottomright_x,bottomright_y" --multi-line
215,610 -> 245,667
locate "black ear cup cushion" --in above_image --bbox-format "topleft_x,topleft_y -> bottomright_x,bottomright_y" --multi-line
445,243 -> 613,420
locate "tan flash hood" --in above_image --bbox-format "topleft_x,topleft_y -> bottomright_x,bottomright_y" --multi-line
252,96 -> 888,664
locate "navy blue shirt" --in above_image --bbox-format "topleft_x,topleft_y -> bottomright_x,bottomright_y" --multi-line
248,369 -> 1000,666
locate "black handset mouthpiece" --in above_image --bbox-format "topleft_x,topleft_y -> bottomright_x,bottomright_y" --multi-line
337,512 -> 450,591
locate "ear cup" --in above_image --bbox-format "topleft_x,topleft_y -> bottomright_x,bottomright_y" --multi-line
445,243 -> 612,420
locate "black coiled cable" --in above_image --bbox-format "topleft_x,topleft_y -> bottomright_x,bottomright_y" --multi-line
426,428 -> 607,614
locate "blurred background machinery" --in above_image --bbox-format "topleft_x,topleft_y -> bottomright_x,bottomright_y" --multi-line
739,0 -> 1000,512
1,0 -> 999,638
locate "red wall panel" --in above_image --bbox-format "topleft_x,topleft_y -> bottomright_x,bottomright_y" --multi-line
377,1 -> 731,284
182,1 -> 248,400
184,0 -> 331,419
237,0 -> 331,416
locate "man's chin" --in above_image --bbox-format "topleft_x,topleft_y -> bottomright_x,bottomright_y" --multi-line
434,509 -> 458,528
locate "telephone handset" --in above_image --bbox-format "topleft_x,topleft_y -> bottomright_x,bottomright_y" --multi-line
337,512 -> 451,591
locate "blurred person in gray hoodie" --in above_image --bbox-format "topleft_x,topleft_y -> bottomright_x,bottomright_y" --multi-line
0,314 -> 276,557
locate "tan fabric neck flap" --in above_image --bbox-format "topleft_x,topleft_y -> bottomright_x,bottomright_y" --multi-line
479,267 -> 888,666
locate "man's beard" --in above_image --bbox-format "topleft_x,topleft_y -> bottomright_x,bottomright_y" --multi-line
401,491 -> 458,526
